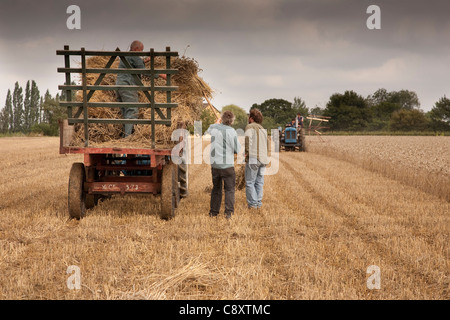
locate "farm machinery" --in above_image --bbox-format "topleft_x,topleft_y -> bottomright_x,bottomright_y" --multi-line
57,46 -> 188,220
278,125 -> 307,152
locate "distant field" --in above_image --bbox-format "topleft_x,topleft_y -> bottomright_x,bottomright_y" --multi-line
307,135 -> 449,201
0,136 -> 448,300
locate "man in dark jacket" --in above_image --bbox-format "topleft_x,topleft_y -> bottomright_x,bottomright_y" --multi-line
116,40 -> 166,137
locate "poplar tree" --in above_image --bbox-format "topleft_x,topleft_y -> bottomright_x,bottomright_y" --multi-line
12,82 -> 23,132
30,80 -> 40,126
24,80 -> 31,131
0,90 -> 13,133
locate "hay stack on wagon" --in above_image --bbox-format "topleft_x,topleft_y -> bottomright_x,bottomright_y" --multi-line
70,54 -> 213,148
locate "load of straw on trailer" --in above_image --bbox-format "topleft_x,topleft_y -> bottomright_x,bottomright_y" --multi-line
69,54 -> 213,148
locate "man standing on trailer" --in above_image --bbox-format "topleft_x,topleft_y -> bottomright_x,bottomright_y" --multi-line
116,40 -> 166,137
206,111 -> 241,219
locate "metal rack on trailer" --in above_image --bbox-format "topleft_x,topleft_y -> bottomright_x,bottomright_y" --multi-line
57,45 -> 188,220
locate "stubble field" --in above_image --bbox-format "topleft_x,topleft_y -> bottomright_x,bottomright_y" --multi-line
0,136 -> 448,300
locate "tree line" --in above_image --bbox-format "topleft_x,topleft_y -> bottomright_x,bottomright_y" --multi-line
2,82 -> 449,136
211,89 -> 449,133
321,89 -> 449,132
0,81 -> 66,136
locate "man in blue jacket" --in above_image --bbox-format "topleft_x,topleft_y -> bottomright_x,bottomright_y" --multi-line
206,110 -> 241,219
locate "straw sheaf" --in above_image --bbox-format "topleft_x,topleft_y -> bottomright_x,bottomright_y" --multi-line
70,54 -> 213,148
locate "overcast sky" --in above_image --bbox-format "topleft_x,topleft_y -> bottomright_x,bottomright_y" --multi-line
1,0 -> 449,112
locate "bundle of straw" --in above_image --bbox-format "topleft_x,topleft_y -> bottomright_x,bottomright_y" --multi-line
70,54 -> 213,148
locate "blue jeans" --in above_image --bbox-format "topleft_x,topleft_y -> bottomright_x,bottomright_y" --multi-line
245,159 -> 265,208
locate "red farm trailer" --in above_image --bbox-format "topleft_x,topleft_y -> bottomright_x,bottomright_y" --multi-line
57,46 -> 188,220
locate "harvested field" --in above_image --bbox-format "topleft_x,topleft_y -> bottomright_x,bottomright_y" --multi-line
307,135 -> 450,201
0,136 -> 448,300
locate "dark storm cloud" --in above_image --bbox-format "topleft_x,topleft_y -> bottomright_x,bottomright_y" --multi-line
2,0 -> 449,55
0,0 -> 449,110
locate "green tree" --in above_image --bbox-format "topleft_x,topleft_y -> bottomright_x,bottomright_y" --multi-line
39,90 -> 65,135
310,105 -> 325,116
428,96 -> 450,131
0,90 -> 13,133
261,116 -> 277,130
323,90 -> 371,131
367,88 -> 421,130
389,89 -> 420,110
39,96 -> 44,123
12,82 -> 23,132
370,101 -> 401,121
367,88 -> 390,106
389,109 -> 429,131
200,108 -> 216,134
292,96 -> 309,117
24,80 -> 31,132
222,104 -> 247,130
30,80 -> 41,126
42,90 -> 53,123
367,88 -> 402,121
251,98 -> 296,127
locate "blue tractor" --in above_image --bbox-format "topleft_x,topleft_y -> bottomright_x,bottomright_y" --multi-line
279,125 -> 307,152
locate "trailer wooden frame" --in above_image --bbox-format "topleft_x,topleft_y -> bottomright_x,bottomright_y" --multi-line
57,46 -> 188,220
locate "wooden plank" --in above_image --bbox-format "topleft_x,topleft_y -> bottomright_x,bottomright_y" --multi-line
57,68 -> 178,75
81,48 -> 89,147
60,102 -> 178,108
63,45 -> 73,119
306,117 -> 329,122
57,50 -> 178,57
67,118 -> 172,125
166,47 -> 172,126
150,49 -> 156,148
59,85 -> 178,91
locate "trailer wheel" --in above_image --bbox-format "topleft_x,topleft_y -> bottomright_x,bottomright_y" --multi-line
178,163 -> 189,198
85,194 -> 99,209
160,163 -> 177,220
68,163 -> 86,220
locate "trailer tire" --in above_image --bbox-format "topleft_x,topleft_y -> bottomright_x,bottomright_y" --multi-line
85,194 -> 99,209
68,163 -> 86,220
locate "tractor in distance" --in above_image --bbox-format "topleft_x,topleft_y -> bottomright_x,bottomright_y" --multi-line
278,116 -> 307,152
